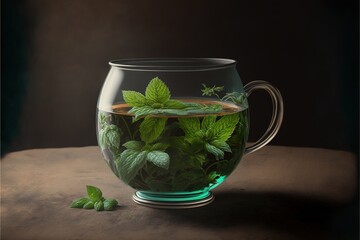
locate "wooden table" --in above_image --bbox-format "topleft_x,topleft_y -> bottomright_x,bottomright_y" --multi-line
1,146 -> 357,240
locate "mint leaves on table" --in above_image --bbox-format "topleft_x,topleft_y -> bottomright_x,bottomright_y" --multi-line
70,185 -> 118,211
123,77 -> 223,120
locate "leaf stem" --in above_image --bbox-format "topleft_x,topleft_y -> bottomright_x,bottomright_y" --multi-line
121,116 -> 133,139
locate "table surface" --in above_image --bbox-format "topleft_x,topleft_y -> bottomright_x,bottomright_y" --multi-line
1,146 -> 358,240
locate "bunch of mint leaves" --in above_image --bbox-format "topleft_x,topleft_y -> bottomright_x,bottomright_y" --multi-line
96,77 -> 248,192
122,77 -> 223,121
70,185 -> 118,211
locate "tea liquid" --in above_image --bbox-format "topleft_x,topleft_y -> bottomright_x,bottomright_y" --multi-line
97,99 -> 248,192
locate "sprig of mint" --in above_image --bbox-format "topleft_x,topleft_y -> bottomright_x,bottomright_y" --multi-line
115,140 -> 170,184
201,84 -> 224,99
123,77 -> 223,120
178,113 -> 239,160
222,92 -> 248,109
201,84 -> 248,109
70,185 -> 118,211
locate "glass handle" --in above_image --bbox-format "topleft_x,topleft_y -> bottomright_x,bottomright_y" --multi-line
244,80 -> 284,155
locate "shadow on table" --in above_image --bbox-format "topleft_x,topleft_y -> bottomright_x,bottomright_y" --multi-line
159,191 -> 358,240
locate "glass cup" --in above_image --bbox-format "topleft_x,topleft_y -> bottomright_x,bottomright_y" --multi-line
96,58 -> 283,208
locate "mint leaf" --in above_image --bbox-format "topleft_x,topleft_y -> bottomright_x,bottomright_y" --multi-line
123,140 -> 144,151
83,201 -> 94,209
122,90 -> 146,107
117,150 -> 147,184
206,113 -> 239,142
149,142 -> 170,151
87,185 -> 103,201
205,143 -> 224,160
178,117 -> 200,138
129,106 -> 156,121
207,171 -> 221,183
201,116 -> 217,131
94,201 -> 104,211
104,199 -> 118,211
201,84 -> 224,98
155,108 -> 189,116
70,197 -> 89,208
140,116 -> 167,143
183,104 -> 223,115
145,77 -> 170,104
211,140 -> 232,153
191,153 -> 207,166
164,99 -> 187,109
99,124 -> 121,150
146,151 -> 170,169
107,125 -> 121,148
98,112 -> 107,126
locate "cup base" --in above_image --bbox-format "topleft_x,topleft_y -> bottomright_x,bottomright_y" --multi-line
132,191 -> 214,209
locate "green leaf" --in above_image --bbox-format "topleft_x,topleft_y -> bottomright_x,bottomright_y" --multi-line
211,140 -> 232,153
149,142 -> 170,151
156,108 -> 190,116
178,117 -> 200,138
201,116 -> 217,130
83,201 -> 94,209
191,153 -> 207,166
118,150 -> 148,184
108,125 -> 121,148
122,140 -> 144,151
87,185 -> 103,201
104,199 -> 118,211
207,171 -> 221,184
205,143 -> 224,160
70,197 -> 89,208
98,112 -> 107,126
163,99 -> 187,109
170,136 -> 187,150
128,106 -> 154,121
140,116 -> 167,143
98,128 -> 107,149
146,151 -> 170,170
99,124 -> 121,150
145,77 -> 170,104
206,113 -> 239,142
183,104 -> 223,115
94,201 -> 104,211
122,90 -> 147,107
103,198 -> 118,211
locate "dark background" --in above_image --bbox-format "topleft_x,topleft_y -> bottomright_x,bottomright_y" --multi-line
1,0 -> 359,154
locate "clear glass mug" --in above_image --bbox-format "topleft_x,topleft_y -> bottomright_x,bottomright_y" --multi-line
96,58 -> 283,208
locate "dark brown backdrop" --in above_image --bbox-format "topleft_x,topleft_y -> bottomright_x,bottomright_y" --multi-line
2,0 -> 359,154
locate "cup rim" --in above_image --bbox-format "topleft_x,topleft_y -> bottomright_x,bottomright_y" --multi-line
109,58 -> 236,71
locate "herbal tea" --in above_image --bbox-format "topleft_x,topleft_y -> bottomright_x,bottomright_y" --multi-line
97,100 -> 248,192
97,77 -> 248,193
